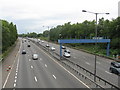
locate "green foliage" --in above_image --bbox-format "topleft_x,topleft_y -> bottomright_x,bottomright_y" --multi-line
19,17 -> 120,55
1,19 -> 18,53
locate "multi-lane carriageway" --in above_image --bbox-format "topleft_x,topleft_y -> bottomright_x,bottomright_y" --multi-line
2,38 -> 120,89
2,38 -> 91,88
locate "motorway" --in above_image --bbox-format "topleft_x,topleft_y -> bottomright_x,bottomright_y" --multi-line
2,38 -> 91,88
30,38 -> 120,88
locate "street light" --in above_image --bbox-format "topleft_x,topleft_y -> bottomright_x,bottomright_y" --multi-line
82,10 -> 109,82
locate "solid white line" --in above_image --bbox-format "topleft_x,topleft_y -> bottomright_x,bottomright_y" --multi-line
31,65 -> 33,69
45,64 -> 47,67
34,44 -> 91,89
34,76 -> 38,82
13,83 -> 16,87
105,71 -> 112,74
85,62 -> 90,65
52,75 -> 56,79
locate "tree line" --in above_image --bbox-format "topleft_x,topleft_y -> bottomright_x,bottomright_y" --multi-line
19,17 -> 120,55
1,19 -> 18,53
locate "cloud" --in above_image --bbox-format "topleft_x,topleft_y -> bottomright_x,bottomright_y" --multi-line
0,0 -> 119,34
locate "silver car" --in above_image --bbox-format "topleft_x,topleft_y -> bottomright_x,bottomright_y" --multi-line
109,61 -> 120,75
63,52 -> 71,58
32,54 -> 38,60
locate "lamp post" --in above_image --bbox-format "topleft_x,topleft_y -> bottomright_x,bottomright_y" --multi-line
82,10 -> 109,82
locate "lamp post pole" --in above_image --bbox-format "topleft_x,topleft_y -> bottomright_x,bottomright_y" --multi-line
82,10 -> 109,82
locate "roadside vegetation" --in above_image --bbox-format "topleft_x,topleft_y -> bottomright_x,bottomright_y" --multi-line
19,17 -> 120,57
0,19 -> 18,59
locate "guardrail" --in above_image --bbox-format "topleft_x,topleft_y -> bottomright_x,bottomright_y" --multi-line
28,39 -> 120,90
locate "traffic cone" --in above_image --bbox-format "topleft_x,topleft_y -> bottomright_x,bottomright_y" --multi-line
8,65 -> 11,69
6,67 -> 9,71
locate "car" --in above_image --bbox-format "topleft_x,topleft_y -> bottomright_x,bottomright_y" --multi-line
63,52 -> 71,58
46,44 -> 50,47
50,46 -> 55,51
62,46 -> 66,49
27,45 -> 30,47
32,54 -> 38,60
22,50 -> 26,54
109,61 -> 120,75
41,41 -> 44,43
64,49 -> 70,53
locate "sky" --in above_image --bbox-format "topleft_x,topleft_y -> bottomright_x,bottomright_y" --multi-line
0,0 -> 120,34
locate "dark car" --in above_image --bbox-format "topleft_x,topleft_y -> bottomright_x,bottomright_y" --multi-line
109,61 -> 120,75
22,50 -> 26,54
64,49 -> 70,53
27,45 -> 30,47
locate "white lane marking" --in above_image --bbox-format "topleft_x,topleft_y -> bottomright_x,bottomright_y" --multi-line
34,76 -> 38,82
29,59 -> 31,61
16,70 -> 18,73
97,62 -> 100,64
31,65 -> 33,69
52,75 -> 56,79
2,57 -> 16,88
16,73 -> 17,76
45,64 -> 47,67
34,44 -> 91,89
105,71 -> 112,74
85,62 -> 90,65
13,83 -> 16,87
15,76 -> 17,79
14,79 -> 17,83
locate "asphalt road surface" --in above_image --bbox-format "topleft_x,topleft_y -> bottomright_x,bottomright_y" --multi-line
30,38 -> 120,87
3,38 -> 91,88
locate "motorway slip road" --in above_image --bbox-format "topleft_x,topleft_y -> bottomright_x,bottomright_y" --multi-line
2,38 -> 92,89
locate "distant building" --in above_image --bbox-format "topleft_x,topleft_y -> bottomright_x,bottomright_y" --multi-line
118,1 -> 120,17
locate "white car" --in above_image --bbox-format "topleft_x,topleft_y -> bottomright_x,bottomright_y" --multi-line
50,46 -> 55,51
62,46 -> 66,49
32,54 -> 38,60
63,52 -> 71,58
41,41 -> 44,43
46,44 -> 50,47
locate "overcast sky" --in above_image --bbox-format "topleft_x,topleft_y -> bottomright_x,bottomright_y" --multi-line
0,0 -> 120,34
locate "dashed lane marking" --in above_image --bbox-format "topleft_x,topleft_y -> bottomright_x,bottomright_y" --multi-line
85,62 -> 90,65
34,76 -> 38,82
13,83 -> 16,87
45,64 -> 47,67
52,75 -> 56,79
105,71 -> 112,74
33,43 -> 91,89
15,76 -> 17,79
14,79 -> 17,83
31,65 -> 33,69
